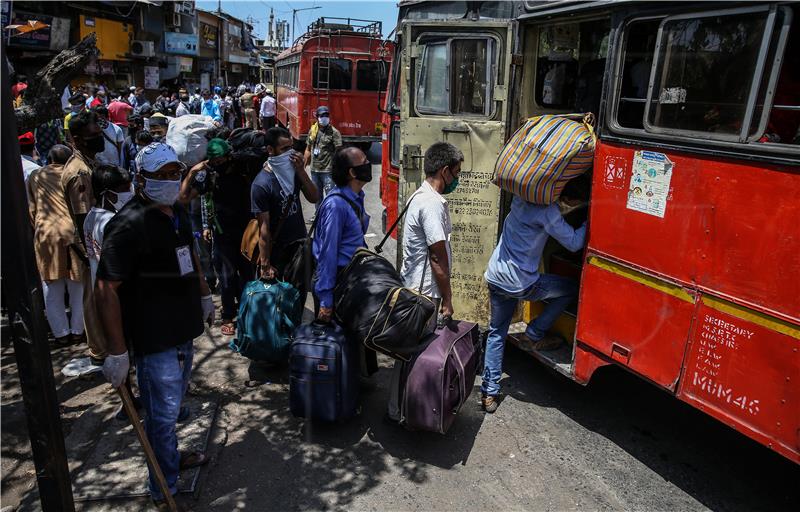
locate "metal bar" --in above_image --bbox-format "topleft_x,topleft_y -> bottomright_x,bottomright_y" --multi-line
739,5 -> 777,142
1,39 -> 75,511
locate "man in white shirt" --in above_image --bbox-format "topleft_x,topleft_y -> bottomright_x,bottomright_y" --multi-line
260,89 -> 277,131
386,141 -> 463,423
93,106 -> 126,166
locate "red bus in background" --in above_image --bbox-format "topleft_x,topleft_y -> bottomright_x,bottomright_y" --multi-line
274,18 -> 393,149
379,40 -> 401,237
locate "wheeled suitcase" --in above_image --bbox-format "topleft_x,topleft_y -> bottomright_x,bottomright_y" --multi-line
401,320 -> 481,434
289,322 -> 359,422
229,279 -> 303,362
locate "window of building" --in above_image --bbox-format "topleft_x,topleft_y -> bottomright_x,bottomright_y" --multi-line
356,60 -> 389,91
415,37 -> 495,116
312,58 -> 352,90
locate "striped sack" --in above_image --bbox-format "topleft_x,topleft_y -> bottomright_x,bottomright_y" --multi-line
494,114 -> 596,204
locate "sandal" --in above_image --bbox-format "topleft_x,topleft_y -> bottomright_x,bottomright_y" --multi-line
179,450 -> 208,470
220,323 -> 236,336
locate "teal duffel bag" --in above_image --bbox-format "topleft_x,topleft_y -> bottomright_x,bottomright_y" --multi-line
229,278 -> 303,362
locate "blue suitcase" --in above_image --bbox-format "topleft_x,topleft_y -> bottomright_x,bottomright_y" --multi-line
289,322 -> 359,422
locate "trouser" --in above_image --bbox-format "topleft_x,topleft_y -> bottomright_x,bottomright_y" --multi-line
311,171 -> 334,213
82,268 -> 107,359
42,278 -> 84,338
260,116 -> 276,131
480,274 -> 578,397
135,340 -> 193,501
189,198 -> 215,288
244,108 -> 258,129
212,234 -> 253,322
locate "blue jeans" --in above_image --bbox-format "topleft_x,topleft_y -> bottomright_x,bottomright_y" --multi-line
480,274 -> 578,397
311,171 -> 334,213
135,341 -> 193,501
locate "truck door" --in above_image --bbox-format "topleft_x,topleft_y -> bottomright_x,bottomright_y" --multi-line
398,21 -> 513,325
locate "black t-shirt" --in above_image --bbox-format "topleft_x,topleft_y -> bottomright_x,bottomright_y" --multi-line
250,169 -> 306,264
96,195 -> 204,355
212,164 -> 254,239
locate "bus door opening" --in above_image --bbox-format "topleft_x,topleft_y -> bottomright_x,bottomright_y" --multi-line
505,18 -> 611,367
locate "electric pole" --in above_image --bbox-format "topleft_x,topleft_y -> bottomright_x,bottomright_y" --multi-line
292,6 -> 321,44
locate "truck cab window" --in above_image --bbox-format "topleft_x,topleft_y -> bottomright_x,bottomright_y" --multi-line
415,37 -> 495,116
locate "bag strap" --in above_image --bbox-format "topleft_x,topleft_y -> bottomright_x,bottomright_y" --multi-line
376,190 -> 421,254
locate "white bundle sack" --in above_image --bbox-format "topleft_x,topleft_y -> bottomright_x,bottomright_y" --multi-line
165,114 -> 216,167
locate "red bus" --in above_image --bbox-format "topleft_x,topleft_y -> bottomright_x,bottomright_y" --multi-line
387,1 -> 800,462
274,17 -> 393,149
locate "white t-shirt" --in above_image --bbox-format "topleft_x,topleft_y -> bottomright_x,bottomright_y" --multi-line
399,181 -> 451,298
260,95 -> 276,117
84,207 -> 115,285
96,122 -> 125,167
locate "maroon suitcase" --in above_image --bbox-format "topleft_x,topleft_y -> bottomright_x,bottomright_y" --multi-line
400,320 -> 481,434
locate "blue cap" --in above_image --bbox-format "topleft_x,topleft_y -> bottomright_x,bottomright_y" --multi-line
316,106 -> 330,116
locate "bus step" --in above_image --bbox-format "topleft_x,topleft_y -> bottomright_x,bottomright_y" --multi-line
507,330 -> 574,378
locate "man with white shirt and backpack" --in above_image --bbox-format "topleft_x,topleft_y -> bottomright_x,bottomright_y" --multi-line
386,141 -> 463,423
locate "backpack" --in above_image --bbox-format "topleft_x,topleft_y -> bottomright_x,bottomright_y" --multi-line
229,278 -> 303,362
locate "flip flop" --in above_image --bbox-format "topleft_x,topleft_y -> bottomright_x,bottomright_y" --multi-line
179,450 -> 208,470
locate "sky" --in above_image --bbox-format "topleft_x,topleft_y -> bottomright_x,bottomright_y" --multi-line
195,0 -> 400,42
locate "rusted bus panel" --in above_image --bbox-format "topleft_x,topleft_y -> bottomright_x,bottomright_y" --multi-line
576,256 -> 696,390
677,297 -> 800,463
589,141 -> 800,322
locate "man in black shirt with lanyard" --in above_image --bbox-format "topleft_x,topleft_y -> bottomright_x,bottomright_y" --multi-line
96,142 -> 214,509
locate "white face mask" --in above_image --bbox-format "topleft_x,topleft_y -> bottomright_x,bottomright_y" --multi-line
318,116 -> 330,127
107,183 -> 135,211
268,150 -> 296,196
143,177 -> 181,206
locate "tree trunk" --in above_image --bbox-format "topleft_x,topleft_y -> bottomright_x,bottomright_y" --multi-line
14,33 -> 98,133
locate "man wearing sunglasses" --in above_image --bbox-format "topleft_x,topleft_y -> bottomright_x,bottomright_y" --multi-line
96,142 -> 213,509
304,106 -> 342,215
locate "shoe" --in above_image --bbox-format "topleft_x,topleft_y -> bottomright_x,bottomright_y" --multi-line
90,356 -> 105,367
70,333 -> 86,344
517,333 -> 563,353
481,394 -> 499,413
54,335 -> 71,346
178,405 -> 190,423
382,413 -> 401,427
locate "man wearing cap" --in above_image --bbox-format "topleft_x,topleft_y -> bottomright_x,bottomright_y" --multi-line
259,88 -> 276,132
304,106 -> 342,212
61,111 -> 108,364
19,132 -> 41,182
96,142 -> 213,509
148,113 -> 170,142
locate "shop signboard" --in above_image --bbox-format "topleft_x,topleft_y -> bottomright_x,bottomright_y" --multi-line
7,10 -> 70,50
144,66 -> 160,89
164,31 -> 198,55
200,22 -> 217,49
179,57 -> 193,72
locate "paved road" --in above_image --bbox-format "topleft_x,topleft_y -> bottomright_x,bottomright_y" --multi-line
3,144 -> 798,511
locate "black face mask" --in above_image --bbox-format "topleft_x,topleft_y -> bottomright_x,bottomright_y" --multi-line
352,162 -> 372,183
83,135 -> 106,154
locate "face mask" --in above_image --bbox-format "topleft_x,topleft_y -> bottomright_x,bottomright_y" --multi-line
443,177 -> 459,195
98,118 -> 109,129
143,177 -> 181,206
352,162 -> 372,183
268,150 -> 296,195
106,184 -> 135,211
84,135 -> 106,154
318,116 -> 330,127
151,133 -> 163,142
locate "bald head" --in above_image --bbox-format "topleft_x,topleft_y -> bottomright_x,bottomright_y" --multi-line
331,147 -> 368,187
48,144 -> 73,165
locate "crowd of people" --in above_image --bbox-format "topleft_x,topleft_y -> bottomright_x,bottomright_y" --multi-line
16,75 -> 586,510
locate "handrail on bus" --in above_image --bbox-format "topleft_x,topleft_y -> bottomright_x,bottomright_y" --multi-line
307,17 -> 383,37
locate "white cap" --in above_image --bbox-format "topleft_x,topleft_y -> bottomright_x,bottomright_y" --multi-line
135,142 -> 183,173
129,86 -> 136,91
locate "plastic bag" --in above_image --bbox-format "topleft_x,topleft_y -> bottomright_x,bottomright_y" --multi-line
165,114 -> 216,167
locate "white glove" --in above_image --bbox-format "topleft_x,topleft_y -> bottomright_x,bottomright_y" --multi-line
201,294 -> 215,326
102,352 -> 130,389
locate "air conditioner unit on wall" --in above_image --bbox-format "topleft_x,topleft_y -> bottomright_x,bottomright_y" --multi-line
131,40 -> 155,58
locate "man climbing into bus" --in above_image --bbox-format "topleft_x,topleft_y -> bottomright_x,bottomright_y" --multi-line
386,142 -> 463,423
480,184 -> 587,413
304,106 -> 342,216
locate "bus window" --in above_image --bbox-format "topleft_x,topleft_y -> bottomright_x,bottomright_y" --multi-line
415,37 -> 495,116
534,20 -> 609,115
313,58 -> 353,90
616,19 -> 661,129
356,61 -> 389,91
645,10 -> 770,137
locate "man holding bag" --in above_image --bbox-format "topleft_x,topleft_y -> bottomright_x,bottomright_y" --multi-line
251,127 -> 319,280
386,142 -> 463,423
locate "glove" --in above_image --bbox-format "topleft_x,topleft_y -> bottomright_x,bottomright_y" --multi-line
102,352 -> 130,388
201,294 -> 215,326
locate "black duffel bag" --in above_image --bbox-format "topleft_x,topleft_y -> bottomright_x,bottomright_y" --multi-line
333,192 -> 436,361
